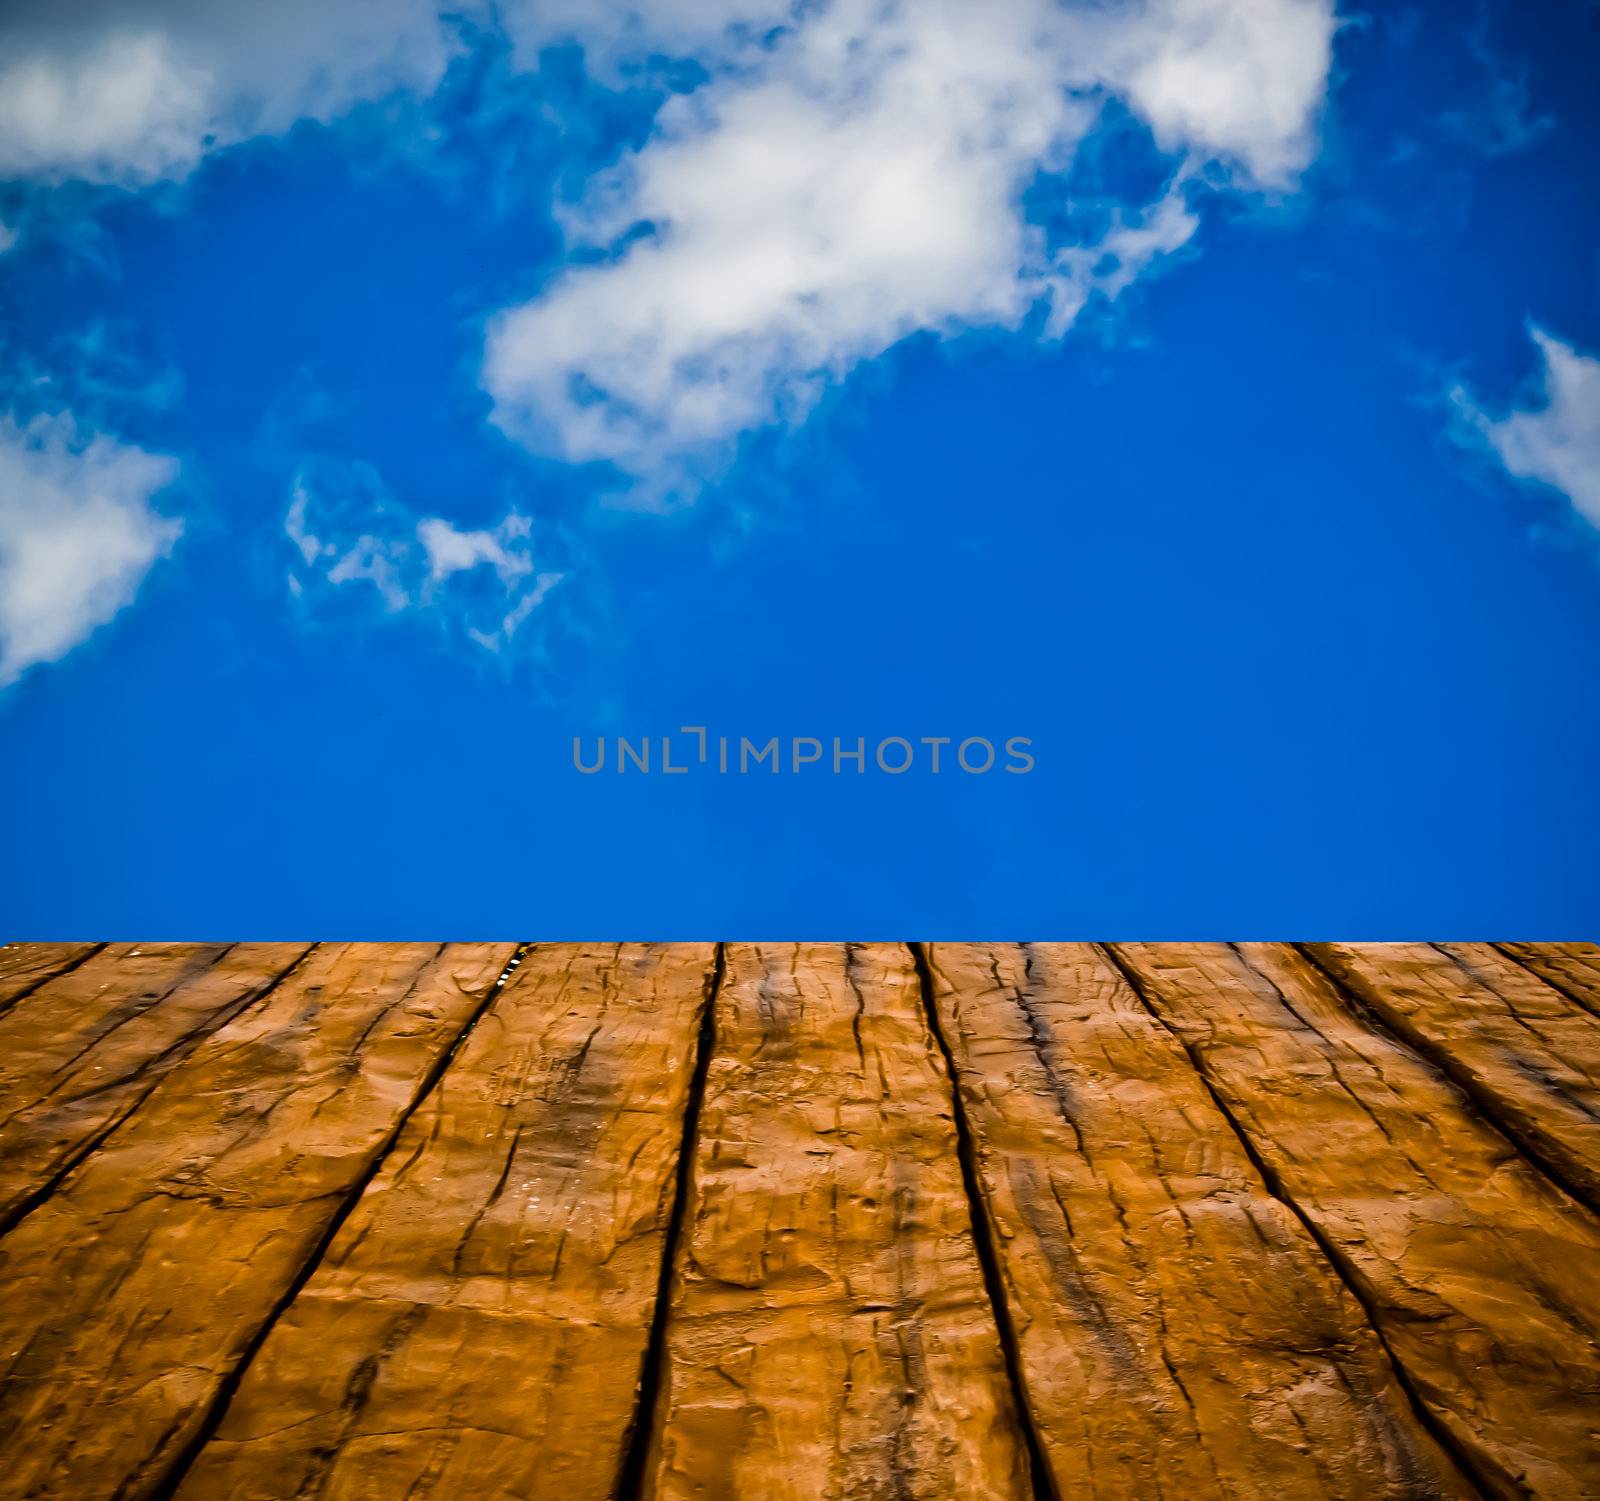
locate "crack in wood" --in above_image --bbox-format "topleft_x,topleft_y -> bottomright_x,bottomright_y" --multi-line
910,942 -> 1059,1501
614,942 -> 725,1501
144,943 -> 534,1501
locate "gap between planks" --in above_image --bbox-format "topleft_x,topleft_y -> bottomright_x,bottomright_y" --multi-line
1095,944 -> 1498,1501
145,943 -> 535,1501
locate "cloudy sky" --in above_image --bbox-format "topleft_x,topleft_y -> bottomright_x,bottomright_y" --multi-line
1,0 -> 1596,934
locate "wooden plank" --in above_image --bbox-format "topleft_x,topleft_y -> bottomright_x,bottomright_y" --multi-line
0,942 -> 226,1054
0,942 -> 314,1227
0,942 -> 517,1501
1497,942 -> 1600,1019
0,944 -> 233,1111
641,942 -> 1035,1501
1112,941 -> 1600,1501
0,942 -> 103,1011
176,942 -> 718,1501
924,942 -> 1470,1500
1308,942 -> 1600,1208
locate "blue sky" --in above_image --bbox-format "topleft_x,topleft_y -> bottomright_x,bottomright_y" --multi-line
1,0 -> 1597,937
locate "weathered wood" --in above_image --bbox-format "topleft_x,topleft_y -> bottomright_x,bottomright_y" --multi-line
1497,942 -> 1600,1019
1112,941 -> 1600,1501
924,942 -> 1470,1500
0,942 -> 516,1501
1308,942 -> 1600,1209
0,942 -> 313,1227
177,942 -> 718,1501
0,941 -> 103,1012
642,942 -> 1035,1501
0,943 -> 228,1082
2,940 -> 1598,1500
0,945 -> 234,1111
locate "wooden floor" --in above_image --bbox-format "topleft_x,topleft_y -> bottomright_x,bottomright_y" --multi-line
1,942 -> 1598,1500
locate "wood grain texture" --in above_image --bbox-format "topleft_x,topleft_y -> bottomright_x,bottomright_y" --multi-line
0,942 -> 516,1501
0,943 -> 231,1120
1,941 -> 1598,1500
0,941 -> 313,1227
177,942 -> 718,1501
641,942 -> 1035,1501
1112,941 -> 1600,1501
0,941 -> 103,1012
1496,942 -> 1600,1019
1308,942 -> 1600,1209
924,942 -> 1470,1501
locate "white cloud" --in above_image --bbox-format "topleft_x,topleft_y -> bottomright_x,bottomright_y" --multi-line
485,0 -> 1337,487
1,0 -> 1339,519
287,471 -> 562,652
0,0 -> 451,183
418,513 -> 534,586
1089,0 -> 1339,186
1454,329 -> 1600,532
0,412 -> 180,687
0,220 -> 18,256
1,0 -> 1339,492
